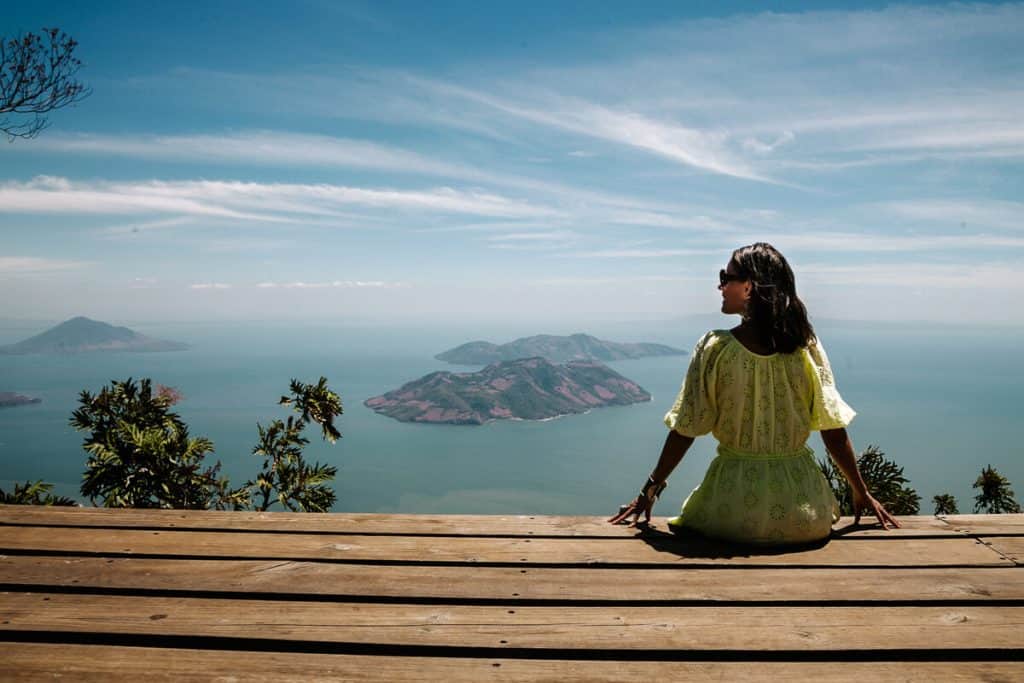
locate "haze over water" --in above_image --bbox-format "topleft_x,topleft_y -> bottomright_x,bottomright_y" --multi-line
2,317 -> 1019,516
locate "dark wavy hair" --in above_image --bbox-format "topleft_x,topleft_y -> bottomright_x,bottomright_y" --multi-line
730,243 -> 815,354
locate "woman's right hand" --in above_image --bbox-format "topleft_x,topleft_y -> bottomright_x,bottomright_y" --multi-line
851,489 -> 901,529
608,493 -> 654,526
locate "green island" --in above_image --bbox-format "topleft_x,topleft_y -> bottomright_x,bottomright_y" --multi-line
435,332 -> 685,365
365,356 -> 652,425
0,316 -> 189,354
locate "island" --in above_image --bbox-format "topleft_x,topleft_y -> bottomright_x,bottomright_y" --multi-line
435,332 -> 685,365
0,392 -> 42,408
0,316 -> 189,354
365,357 -> 651,425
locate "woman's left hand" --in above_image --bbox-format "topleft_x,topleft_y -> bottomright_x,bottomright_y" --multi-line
852,490 -> 901,529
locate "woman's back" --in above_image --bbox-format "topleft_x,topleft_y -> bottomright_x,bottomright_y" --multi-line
664,330 -> 855,455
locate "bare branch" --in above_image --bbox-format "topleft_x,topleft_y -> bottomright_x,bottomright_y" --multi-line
0,28 -> 91,141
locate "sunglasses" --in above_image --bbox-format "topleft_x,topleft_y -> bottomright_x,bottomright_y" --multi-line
719,269 -> 745,287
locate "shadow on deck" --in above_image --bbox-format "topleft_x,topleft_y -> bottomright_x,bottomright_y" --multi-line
1,505 -> 1022,680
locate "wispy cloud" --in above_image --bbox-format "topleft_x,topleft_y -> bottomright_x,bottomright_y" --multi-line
570,247 -> 719,259
189,283 -> 232,290
255,280 -> 405,289
406,77 -> 772,182
800,262 -> 1018,289
874,199 -> 1024,232
30,131 -> 488,182
0,176 -> 558,223
0,256 -> 90,274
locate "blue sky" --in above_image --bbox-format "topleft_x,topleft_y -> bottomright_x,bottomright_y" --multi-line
2,1 -> 1022,325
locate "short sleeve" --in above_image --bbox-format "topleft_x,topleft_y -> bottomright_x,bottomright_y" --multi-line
664,331 -> 717,437
805,338 -> 856,431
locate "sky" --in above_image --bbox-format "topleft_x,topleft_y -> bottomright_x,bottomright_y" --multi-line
2,1 -> 1023,325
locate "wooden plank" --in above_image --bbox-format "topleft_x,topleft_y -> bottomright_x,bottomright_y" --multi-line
0,506 -> 638,537
978,537 -> 1024,565
3,593 -> 1022,651
0,505 -> 959,537
3,556 -> 1022,603
0,526 -> 1008,567
941,515 -> 1024,535
3,644 -> 1022,682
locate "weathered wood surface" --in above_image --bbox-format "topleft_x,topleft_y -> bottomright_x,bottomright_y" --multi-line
0,505 -> 958,535
0,526 -> 1009,567
978,537 -> 1024,565
4,557 -> 1022,602
6,592 -> 1024,651
3,645 -> 1023,683
2,506 -> 1023,681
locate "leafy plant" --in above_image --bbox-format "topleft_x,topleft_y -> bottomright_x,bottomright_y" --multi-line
71,378 -> 245,509
973,465 -> 1021,514
0,480 -> 77,506
819,444 -> 920,516
71,377 -> 343,512
932,493 -> 959,515
246,377 -> 342,512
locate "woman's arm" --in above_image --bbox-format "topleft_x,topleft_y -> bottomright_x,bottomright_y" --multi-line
820,427 -> 901,529
609,430 -> 695,526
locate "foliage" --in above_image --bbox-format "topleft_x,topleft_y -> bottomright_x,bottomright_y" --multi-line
247,377 -> 342,512
71,378 -> 248,509
71,377 -> 343,512
0,28 -> 90,140
973,465 -> 1021,514
932,493 -> 959,516
819,444 -> 921,516
0,480 -> 77,506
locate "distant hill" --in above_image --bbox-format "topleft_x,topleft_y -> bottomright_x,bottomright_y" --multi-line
0,391 -> 42,408
436,333 -> 685,365
365,356 -> 651,425
0,317 -> 189,354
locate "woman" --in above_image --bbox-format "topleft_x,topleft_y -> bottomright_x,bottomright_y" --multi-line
610,243 -> 898,544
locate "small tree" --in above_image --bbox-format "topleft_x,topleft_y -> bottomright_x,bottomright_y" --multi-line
932,493 -> 959,516
820,444 -> 920,516
247,377 -> 342,512
0,480 -> 77,506
71,378 -> 245,509
1,28 -> 90,140
973,465 -> 1021,514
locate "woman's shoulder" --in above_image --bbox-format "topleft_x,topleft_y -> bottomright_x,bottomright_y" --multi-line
691,329 -> 735,359
694,328 -> 732,348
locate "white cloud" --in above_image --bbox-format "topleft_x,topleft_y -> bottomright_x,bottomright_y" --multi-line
0,256 -> 89,274
800,262 -> 1017,289
874,200 -> 1024,232
0,176 -> 557,223
256,280 -> 405,289
190,283 -> 232,289
571,247 -> 718,259
30,131 -> 493,183
97,217 -> 195,237
408,77 -> 771,182
485,230 -> 578,242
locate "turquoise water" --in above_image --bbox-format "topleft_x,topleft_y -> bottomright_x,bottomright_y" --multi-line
1,318 -> 1021,515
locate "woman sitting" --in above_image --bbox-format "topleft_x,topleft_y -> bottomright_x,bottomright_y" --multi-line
610,243 -> 898,544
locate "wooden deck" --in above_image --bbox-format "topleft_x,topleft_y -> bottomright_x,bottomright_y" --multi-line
1,505 -> 1022,681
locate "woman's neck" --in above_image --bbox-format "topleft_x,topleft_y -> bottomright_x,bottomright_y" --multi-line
730,321 -> 772,355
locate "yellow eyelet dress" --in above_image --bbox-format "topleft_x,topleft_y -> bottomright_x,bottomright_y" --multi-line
664,330 -> 852,545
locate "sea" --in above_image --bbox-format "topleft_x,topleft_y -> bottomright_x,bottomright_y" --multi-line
1,316 -> 1021,516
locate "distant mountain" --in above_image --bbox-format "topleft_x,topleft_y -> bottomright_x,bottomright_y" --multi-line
365,356 -> 651,425
0,392 -> 42,408
0,317 -> 189,354
435,333 -> 685,365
